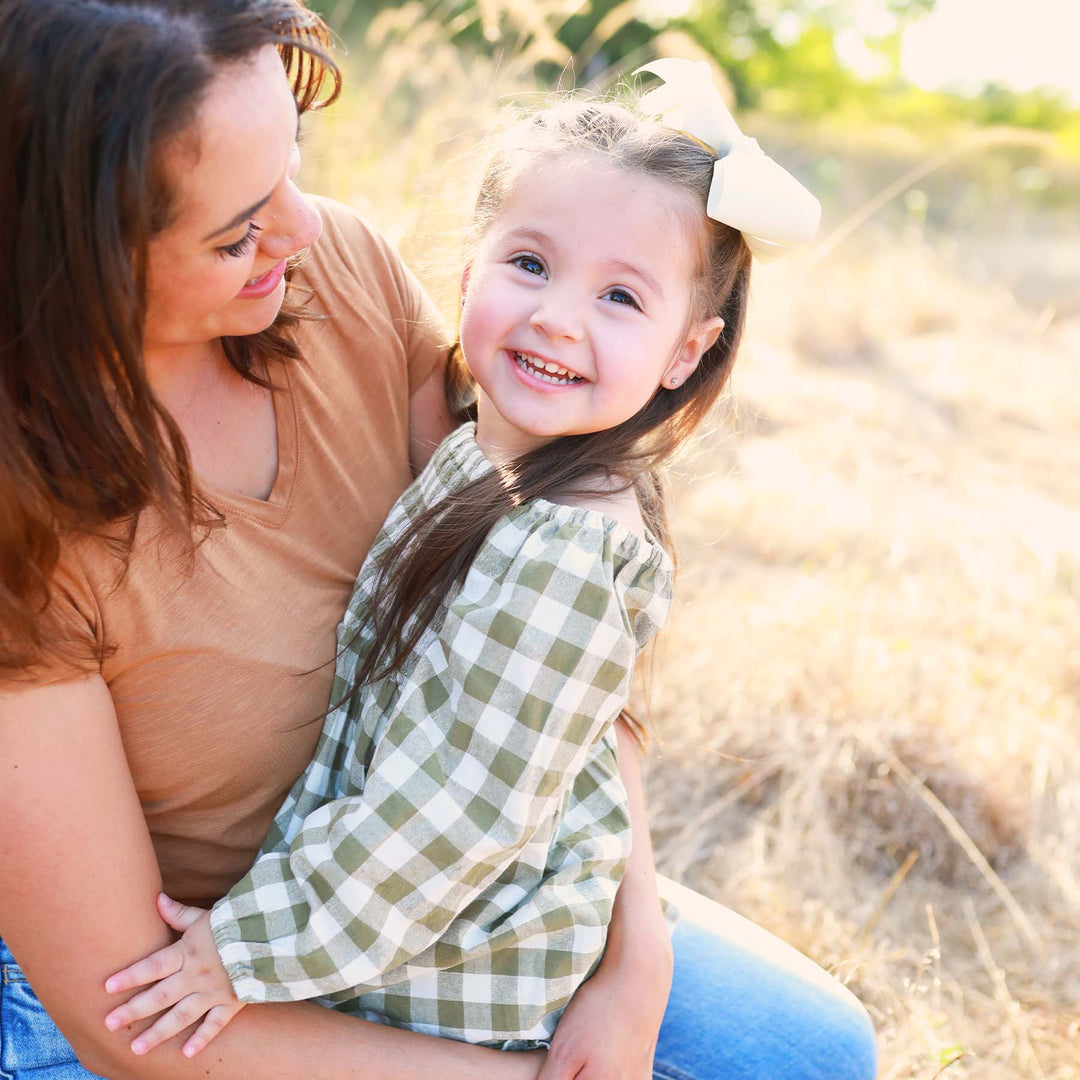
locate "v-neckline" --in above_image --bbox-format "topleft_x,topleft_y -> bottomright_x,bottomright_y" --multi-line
205,359 -> 299,527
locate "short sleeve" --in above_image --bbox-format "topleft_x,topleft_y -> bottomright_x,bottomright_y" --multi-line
299,197 -> 446,396
0,542 -> 103,690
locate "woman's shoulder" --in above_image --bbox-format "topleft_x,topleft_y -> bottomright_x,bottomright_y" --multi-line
298,196 -> 407,301
290,196 -> 446,391
306,196 -> 379,250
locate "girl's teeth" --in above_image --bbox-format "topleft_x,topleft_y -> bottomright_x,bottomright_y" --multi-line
513,352 -> 581,384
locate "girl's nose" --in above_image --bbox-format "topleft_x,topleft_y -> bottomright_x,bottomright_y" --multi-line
259,183 -> 322,260
529,297 -> 584,343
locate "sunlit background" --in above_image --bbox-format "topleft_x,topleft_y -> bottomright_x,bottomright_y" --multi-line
301,3 -> 1080,1077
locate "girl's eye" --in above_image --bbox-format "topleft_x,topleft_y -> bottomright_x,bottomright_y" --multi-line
217,222 -> 262,260
605,287 -> 641,310
511,254 -> 546,277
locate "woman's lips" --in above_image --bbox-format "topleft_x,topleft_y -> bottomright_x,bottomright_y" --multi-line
236,259 -> 287,300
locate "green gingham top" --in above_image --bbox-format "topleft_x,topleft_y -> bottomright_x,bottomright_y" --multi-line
209,423 -> 674,1048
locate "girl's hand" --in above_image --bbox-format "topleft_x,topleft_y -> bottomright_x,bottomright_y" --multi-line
538,924 -> 673,1080
104,893 -> 245,1058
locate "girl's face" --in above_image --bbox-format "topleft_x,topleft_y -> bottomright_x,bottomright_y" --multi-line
142,45 -> 321,365
459,158 -> 723,461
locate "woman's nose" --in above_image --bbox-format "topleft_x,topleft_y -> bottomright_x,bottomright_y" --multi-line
259,182 -> 322,260
529,296 -> 584,342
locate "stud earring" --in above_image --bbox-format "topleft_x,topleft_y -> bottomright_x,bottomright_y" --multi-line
667,374 -> 680,388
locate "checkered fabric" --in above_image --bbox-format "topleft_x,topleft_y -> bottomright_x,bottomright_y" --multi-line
210,423 -> 674,1048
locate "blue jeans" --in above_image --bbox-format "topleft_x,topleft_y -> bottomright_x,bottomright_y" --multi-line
1,881 -> 875,1079
653,877 -> 876,1080
0,938 -> 106,1080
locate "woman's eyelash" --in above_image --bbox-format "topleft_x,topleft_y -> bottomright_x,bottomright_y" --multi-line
217,221 -> 262,260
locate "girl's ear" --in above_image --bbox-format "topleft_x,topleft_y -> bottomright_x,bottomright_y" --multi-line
663,316 -> 725,389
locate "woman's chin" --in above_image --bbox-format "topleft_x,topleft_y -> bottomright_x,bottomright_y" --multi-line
222,285 -> 288,337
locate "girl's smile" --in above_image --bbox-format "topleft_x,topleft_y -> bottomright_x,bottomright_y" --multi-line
509,349 -> 586,387
459,158 -> 723,463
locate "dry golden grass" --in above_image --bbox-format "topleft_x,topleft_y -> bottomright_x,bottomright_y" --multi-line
303,13 -> 1080,1076
647,234 -> 1080,1079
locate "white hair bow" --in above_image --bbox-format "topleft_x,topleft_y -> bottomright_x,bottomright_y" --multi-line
636,58 -> 821,259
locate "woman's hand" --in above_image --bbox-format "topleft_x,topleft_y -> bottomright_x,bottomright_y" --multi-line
105,895 -> 244,1058
538,922 -> 673,1080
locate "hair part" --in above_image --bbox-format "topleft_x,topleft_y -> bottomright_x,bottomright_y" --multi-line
352,100 -> 752,699
0,0 -> 339,675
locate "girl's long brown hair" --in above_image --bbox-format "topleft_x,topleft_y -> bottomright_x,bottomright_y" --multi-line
354,102 -> 752,692
0,0 -> 339,675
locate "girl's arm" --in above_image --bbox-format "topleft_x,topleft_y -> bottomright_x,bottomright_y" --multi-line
538,720 -> 674,1080
0,676 -> 543,1080
105,719 -> 676,1069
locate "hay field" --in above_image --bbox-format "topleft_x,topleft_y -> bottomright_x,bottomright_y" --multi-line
303,12 -> 1080,1075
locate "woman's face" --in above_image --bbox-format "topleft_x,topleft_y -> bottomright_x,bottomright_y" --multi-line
142,45 -> 321,360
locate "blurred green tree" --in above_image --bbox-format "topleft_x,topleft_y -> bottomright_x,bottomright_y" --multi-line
305,1 -> 1080,140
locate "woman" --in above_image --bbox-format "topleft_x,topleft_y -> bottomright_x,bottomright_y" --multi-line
0,3 -> 876,1079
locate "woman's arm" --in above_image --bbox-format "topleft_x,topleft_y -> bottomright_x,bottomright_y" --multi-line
408,354 -> 455,474
605,720 -> 672,965
0,676 -> 542,1080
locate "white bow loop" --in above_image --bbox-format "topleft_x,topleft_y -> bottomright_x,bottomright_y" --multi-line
636,59 -> 821,259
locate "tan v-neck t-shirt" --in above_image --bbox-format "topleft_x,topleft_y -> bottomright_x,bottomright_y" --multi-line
30,199 -> 445,905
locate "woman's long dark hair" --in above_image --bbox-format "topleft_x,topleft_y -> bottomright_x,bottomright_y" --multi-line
0,0 -> 339,674
354,102 -> 752,692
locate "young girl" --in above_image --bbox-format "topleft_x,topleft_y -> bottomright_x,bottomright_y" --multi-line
102,59 -> 820,1060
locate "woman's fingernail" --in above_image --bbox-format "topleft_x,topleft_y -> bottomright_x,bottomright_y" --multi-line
105,1014 -> 119,1030
159,894 -> 172,907
131,1040 -> 146,1055
105,979 -> 116,993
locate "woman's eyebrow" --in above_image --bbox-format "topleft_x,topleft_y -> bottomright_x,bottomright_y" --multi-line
202,192 -> 273,242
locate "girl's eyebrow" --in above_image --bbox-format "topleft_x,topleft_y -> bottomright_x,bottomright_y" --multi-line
608,258 -> 663,300
503,226 -> 553,250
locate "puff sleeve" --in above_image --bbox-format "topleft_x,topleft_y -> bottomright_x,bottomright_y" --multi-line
210,501 -> 671,1004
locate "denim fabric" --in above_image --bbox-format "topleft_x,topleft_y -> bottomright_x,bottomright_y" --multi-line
0,939 -> 104,1080
1,882 -> 876,1080
654,877 -> 878,1080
